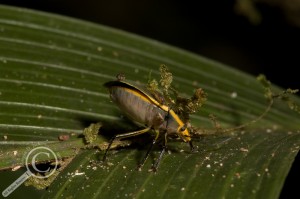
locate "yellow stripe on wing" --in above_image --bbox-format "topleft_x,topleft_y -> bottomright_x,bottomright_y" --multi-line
122,87 -> 170,112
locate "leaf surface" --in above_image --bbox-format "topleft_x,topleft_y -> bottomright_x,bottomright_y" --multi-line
0,5 -> 299,199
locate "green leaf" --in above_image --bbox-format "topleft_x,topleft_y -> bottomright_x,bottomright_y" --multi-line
0,5 -> 299,199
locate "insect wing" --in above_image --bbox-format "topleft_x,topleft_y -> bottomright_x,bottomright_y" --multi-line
104,80 -> 168,112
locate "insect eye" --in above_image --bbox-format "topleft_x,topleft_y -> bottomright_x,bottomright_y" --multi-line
180,126 -> 186,131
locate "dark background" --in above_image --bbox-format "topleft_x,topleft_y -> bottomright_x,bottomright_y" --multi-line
0,0 -> 298,198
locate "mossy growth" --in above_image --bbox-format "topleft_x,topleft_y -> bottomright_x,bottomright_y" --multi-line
257,74 -> 299,114
24,170 -> 60,190
147,66 -> 299,136
83,122 -> 102,145
147,64 -> 207,123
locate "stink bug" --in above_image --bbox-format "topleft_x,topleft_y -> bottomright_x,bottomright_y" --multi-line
103,75 -> 196,171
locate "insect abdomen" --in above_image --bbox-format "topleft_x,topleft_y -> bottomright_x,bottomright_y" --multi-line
108,86 -> 166,127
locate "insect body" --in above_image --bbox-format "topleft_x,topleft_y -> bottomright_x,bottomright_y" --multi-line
103,78 -> 195,171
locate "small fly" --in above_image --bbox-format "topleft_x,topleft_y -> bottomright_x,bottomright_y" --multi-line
103,74 -> 197,171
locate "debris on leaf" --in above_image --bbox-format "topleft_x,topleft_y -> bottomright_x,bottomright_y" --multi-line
258,74 -> 300,114
58,134 -> 70,141
116,73 -> 126,81
147,64 -> 207,124
24,170 -> 60,190
24,157 -> 73,190
159,64 -> 173,92
257,74 -> 273,101
83,123 -> 102,145
175,88 -> 207,122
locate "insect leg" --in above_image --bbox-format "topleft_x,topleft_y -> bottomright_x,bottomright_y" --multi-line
151,132 -> 168,172
102,127 -> 151,162
149,108 -> 171,171
137,129 -> 160,170
189,140 -> 199,153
